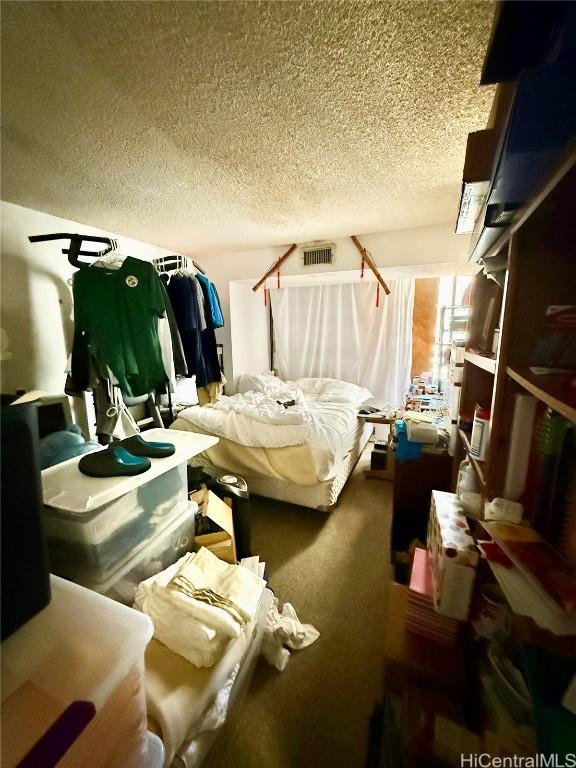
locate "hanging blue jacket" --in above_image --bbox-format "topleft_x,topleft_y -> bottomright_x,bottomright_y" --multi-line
196,273 -> 224,329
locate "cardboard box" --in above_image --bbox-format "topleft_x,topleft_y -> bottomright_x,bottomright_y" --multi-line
427,491 -> 478,620
189,489 -> 237,564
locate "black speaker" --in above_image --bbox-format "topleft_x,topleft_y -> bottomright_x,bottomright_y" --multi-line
1,403 -> 51,640
210,474 -> 252,560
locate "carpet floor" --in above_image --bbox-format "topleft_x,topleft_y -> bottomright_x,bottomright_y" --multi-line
203,450 -> 393,768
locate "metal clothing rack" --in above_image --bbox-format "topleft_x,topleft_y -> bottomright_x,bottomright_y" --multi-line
28,231 -> 164,441
28,232 -> 118,269
153,254 -> 206,275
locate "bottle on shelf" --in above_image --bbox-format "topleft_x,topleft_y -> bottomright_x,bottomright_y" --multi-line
456,458 -> 481,495
470,404 -> 491,461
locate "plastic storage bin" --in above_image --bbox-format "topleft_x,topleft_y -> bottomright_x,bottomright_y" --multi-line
1,575 -> 153,768
41,429 -> 217,585
84,499 -> 197,604
45,464 -> 188,574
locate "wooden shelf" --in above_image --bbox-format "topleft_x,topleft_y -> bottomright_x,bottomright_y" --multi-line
464,350 -> 497,375
507,366 -> 576,422
458,428 -> 486,487
484,558 -> 576,639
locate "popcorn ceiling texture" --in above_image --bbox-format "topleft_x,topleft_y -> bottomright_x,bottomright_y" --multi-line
1,1 -> 495,254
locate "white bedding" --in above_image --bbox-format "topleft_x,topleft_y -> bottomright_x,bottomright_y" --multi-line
176,377 -> 369,482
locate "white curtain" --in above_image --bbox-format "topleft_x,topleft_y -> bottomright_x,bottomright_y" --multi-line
269,279 -> 414,404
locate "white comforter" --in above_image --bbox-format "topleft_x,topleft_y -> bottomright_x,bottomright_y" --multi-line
177,383 -> 362,479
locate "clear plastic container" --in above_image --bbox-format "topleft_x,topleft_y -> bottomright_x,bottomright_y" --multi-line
44,465 -> 188,576
82,500 -> 197,604
1,575 -> 153,768
41,428 -> 216,581
456,458 -> 481,495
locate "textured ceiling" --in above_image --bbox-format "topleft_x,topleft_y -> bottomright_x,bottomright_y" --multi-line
1,1 -> 495,254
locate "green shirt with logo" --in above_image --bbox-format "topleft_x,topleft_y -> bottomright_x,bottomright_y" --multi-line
73,257 -> 167,397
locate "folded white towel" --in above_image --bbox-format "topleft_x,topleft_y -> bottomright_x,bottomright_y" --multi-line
165,548 -> 266,638
135,558 -> 227,666
138,590 -> 228,667
134,549 -> 267,665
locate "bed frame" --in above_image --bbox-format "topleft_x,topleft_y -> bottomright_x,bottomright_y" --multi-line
188,422 -> 373,511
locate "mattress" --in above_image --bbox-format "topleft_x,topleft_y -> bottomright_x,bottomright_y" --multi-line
246,421 -> 373,510
170,415 -> 365,485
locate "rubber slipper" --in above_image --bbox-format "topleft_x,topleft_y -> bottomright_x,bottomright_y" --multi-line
117,434 -> 175,458
78,445 -> 151,477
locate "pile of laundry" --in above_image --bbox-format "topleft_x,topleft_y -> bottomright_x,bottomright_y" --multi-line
135,547 -> 267,667
262,598 -> 320,671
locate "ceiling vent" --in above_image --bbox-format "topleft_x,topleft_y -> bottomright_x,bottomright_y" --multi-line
301,243 -> 335,267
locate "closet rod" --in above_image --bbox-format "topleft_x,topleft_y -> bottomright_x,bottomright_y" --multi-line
62,248 -> 114,257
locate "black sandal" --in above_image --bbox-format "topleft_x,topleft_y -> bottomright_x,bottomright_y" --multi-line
78,445 -> 151,477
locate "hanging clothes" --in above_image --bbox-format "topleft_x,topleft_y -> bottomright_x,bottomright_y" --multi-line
160,280 -> 188,378
71,256 -> 168,398
195,275 -> 223,385
165,274 -> 208,386
196,273 -> 224,329
190,277 -> 207,332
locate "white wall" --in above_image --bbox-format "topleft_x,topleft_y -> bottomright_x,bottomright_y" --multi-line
199,223 -> 473,383
0,201 -> 174,402
229,282 -> 271,386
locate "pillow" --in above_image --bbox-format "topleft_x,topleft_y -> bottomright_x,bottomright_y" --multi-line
295,378 -> 372,406
236,373 -> 286,395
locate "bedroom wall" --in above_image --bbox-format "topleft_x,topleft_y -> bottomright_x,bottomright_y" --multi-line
0,201 -> 174,403
229,282 -> 270,383
202,223 -> 473,386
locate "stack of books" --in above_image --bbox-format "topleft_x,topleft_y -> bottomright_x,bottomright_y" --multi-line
406,548 -> 459,647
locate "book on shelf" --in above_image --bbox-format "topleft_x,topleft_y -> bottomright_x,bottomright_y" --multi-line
524,409 -> 575,563
483,522 -> 576,616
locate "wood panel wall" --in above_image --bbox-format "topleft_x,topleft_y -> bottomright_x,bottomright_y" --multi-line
411,278 -> 439,377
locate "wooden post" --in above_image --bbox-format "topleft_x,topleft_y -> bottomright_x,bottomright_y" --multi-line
252,244 -> 297,292
350,235 -> 391,295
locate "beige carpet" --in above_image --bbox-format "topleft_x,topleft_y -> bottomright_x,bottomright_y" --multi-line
203,450 -> 393,768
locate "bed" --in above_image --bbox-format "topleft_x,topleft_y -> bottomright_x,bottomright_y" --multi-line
170,374 -> 374,510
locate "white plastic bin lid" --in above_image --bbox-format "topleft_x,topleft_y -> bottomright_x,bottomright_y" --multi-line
42,429 -> 218,514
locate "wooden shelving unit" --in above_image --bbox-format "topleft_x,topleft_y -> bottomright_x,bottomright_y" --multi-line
506,366 -> 576,423
455,150 -> 576,529
464,350 -> 497,375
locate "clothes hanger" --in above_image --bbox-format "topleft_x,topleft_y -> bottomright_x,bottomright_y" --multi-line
92,239 -> 127,270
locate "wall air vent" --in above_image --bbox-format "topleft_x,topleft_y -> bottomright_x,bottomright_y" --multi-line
301,244 -> 335,267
